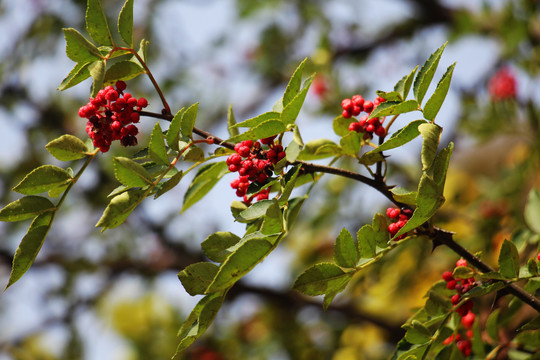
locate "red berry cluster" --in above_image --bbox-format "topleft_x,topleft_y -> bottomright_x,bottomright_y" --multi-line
488,67 -> 517,101
227,136 -> 285,204
386,207 -> 412,239
78,81 -> 149,152
341,95 -> 387,138
441,259 -> 477,357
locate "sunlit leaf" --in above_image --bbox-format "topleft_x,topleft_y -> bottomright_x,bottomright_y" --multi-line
0,196 -> 56,222
13,166 -> 72,195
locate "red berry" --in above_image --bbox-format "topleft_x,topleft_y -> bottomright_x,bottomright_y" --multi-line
137,98 -> 148,108
115,80 -> 127,91
127,97 -> 138,107
537,252 -> 540,261
366,124 -> 375,133
348,122 -> 361,132
342,109 -> 352,119
261,135 -> 276,145
456,259 -> 468,267
443,335 -> 454,345
130,112 -> 140,123
374,126 -> 386,137
351,94 -> 364,108
126,124 -> 138,136
461,311 -> 475,329
446,280 -> 457,290
457,340 -> 472,356
466,329 -> 473,339
363,100 -> 374,113
352,105 -> 361,116
341,98 -> 353,111
451,294 -> 461,305
105,89 -> 119,101
229,164 -> 239,172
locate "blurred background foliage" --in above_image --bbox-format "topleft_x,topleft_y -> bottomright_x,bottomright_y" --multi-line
0,0 -> 539,359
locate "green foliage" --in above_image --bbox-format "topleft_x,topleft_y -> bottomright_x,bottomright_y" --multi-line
13,165 -> 72,195
177,262 -> 220,296
525,189 -> 540,233
334,228 -> 358,268
0,196 -> 56,222
45,135 -> 89,161
413,42 -> 447,105
96,189 -> 146,229
149,123 -> 169,166
180,103 -> 199,139
6,213 -> 53,289
113,157 -> 154,187
423,63 -> 456,121
182,162 -> 228,212
118,0 -> 134,47
368,99 -> 419,120
85,0 -> 114,46
498,239 -> 520,279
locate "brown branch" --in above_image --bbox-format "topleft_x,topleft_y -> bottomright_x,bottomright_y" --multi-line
137,111 -> 540,313
430,227 -> 540,313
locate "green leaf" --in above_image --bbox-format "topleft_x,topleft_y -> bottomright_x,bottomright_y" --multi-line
103,60 -> 144,85
281,74 -> 314,126
166,108 -> 185,151
413,42 -> 447,105
58,61 -> 92,91
173,292 -> 225,358
182,162 -> 228,212
46,135 -> 89,161
372,213 -> 390,248
404,321 -> 431,345
517,315 -> 540,332
201,232 -> 242,263
284,196 -> 306,231
376,90 -> 402,102
419,123 -> 442,171
357,225 -> 377,259
368,100 -> 419,120
285,138 -> 302,163
339,131 -> 361,157
423,63 -> 455,121
62,28 -> 103,63
431,142 -> 453,191
486,308 -> 500,341
227,104 -> 239,137
278,165 -> 301,206
334,228 -> 358,268
471,317 -> 486,357
6,213 -> 53,289
361,120 -> 427,159
182,145 -> 205,162
13,166 -> 72,195
333,115 -> 352,137
261,199 -> 283,236
180,103 -> 199,139
89,60 -> 106,97
390,187 -> 417,207
178,262 -> 219,296
293,262 -> 352,296
527,258 -> 539,277
113,157 -> 154,187
298,139 -> 340,161
117,0 -> 133,46
524,189 -> 540,233
233,111 -> 280,128
149,122 -> 169,166
0,196 -> 56,222
322,276 -> 351,311
137,38 -> 148,63
85,0 -> 113,46
498,239 -> 520,279
154,170 -> 183,199
228,119 -> 287,143
393,174 -> 444,239
453,266 -> 474,279
95,189 -> 145,229
394,65 -> 418,100
206,239 -> 274,293
238,200 -> 274,221
292,125 -> 304,147
466,281 -> 506,298
283,58 -> 307,107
